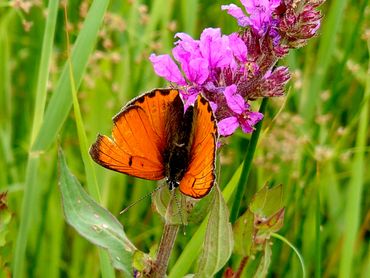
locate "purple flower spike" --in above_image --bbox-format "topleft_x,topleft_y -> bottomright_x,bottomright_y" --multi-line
149,54 -> 186,85
149,0 -> 324,138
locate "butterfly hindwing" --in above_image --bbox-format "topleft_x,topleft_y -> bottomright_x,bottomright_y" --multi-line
90,133 -> 164,180
179,94 -> 218,198
90,89 -> 181,180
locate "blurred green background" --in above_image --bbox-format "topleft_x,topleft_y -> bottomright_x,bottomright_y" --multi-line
0,0 -> 369,277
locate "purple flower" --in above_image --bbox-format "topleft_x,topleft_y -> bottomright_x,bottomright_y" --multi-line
151,28 -> 235,103
218,85 -> 264,136
149,54 -> 186,85
222,0 -> 281,38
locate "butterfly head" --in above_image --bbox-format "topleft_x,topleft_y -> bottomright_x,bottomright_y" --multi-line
167,178 -> 179,191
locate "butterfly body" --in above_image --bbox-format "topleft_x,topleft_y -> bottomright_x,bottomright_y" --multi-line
163,103 -> 194,190
90,89 -> 218,199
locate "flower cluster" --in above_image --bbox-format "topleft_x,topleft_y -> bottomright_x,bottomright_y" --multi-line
150,0 -> 324,137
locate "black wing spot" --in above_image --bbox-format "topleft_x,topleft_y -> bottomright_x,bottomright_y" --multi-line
147,90 -> 156,98
158,89 -> 171,96
128,156 -> 133,166
191,179 -> 196,188
199,96 -> 207,105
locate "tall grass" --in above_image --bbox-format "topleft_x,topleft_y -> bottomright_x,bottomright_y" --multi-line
0,0 -> 368,277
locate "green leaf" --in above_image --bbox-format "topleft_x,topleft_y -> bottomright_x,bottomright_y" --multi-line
58,149 -> 136,275
250,186 -> 268,216
195,186 -> 233,277
187,189 -> 214,224
233,209 -> 254,257
152,187 -> 195,225
262,185 -> 283,217
253,243 -> 272,278
250,185 -> 283,217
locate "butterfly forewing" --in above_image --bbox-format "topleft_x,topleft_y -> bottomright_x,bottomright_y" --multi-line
90,89 -> 181,181
179,95 -> 218,198
128,89 -> 180,153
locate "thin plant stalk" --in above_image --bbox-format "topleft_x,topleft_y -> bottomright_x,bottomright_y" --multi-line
230,98 -> 268,223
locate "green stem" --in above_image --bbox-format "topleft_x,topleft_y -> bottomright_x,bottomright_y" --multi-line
271,233 -> 306,278
230,98 -> 268,223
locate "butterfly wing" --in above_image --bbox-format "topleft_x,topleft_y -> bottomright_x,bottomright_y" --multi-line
128,89 -> 180,151
90,89 -> 181,180
179,95 -> 218,198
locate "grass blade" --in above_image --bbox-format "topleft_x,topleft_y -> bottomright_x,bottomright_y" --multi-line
12,1 -> 59,275
32,0 -> 109,152
338,38 -> 370,278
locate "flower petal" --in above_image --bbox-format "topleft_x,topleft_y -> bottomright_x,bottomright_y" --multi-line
181,88 -> 199,111
218,117 -> 239,136
149,54 -> 186,85
173,33 -> 201,63
228,33 -> 248,62
224,85 -> 246,114
221,4 -> 250,27
199,28 -> 232,69
209,101 -> 218,112
240,111 -> 264,133
187,58 -> 209,85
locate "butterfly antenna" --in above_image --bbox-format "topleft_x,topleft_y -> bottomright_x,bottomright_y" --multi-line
173,190 -> 186,235
120,185 -> 162,214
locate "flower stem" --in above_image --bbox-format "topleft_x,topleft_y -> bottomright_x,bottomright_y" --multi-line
150,224 -> 180,278
233,256 -> 249,278
229,98 -> 268,223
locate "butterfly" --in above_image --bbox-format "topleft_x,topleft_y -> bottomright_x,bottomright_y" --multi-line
89,89 -> 218,199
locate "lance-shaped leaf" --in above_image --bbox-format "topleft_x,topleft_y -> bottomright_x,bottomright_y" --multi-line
58,150 -> 136,275
195,185 -> 233,277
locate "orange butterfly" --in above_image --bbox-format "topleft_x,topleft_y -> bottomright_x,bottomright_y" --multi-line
89,89 -> 218,198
